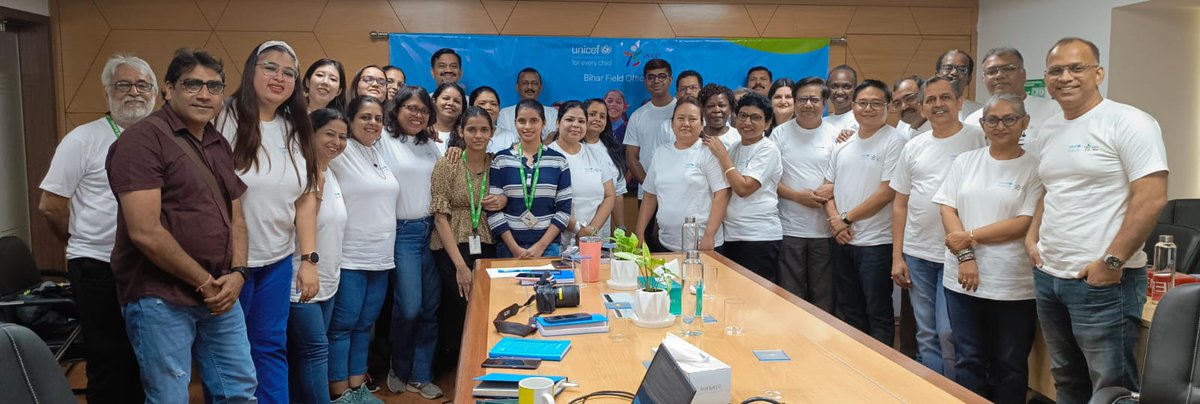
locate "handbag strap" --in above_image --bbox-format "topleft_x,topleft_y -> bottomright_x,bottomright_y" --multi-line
144,115 -> 231,228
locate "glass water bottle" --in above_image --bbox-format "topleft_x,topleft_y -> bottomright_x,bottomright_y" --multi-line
1152,234 -> 1177,302
679,250 -> 704,336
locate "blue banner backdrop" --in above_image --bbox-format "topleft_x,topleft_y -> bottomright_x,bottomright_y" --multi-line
389,33 -> 829,113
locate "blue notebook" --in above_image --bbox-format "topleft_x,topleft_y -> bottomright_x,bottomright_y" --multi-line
488,337 -> 572,361
534,314 -> 606,328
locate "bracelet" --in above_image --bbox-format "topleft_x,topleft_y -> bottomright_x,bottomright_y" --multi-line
724,166 -> 736,175
195,275 -> 214,293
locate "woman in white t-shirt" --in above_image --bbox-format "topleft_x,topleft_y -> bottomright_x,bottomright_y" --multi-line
218,40 -> 318,403
467,86 -> 514,154
430,82 -> 463,155
347,65 -> 387,102
288,108 -> 348,404
698,84 -> 739,149
582,98 -> 628,231
635,97 -> 731,252
932,93 -> 1042,404
303,58 -> 345,113
549,101 -> 616,243
767,78 -> 795,135
704,92 -> 783,281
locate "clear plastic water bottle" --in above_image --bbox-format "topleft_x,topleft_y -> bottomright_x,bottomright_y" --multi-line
681,216 -> 699,255
1152,235 -> 1177,302
679,250 -> 704,336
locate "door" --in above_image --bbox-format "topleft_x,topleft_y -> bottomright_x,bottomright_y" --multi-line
0,31 -> 31,241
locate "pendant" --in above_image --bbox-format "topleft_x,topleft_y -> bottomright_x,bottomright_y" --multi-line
520,210 -> 538,227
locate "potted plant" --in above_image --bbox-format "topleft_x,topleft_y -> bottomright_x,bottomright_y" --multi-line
614,243 -> 678,328
607,228 -> 640,290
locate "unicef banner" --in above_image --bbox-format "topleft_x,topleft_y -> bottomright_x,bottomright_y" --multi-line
389,33 -> 829,110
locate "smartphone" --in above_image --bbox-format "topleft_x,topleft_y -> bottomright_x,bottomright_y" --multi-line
551,260 -> 572,269
542,313 -> 592,324
481,357 -> 541,370
515,272 -> 546,279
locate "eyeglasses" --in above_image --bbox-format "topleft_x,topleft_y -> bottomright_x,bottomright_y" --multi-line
854,100 -> 885,110
257,62 -> 298,80
795,96 -> 823,105
178,79 -> 226,95
678,84 -> 700,92
403,104 -> 430,117
938,65 -> 970,75
645,73 -> 671,83
736,113 -> 765,123
112,80 -> 153,94
361,76 -> 387,87
890,93 -> 918,107
980,114 -> 1026,128
1045,63 -> 1099,78
983,64 -> 1022,77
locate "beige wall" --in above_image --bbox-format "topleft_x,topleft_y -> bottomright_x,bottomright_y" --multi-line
1110,0 -> 1200,200
51,0 -> 977,137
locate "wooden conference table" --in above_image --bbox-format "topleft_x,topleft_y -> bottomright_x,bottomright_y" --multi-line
455,252 -> 987,403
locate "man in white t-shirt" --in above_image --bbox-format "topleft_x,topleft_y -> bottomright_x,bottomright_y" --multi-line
773,77 -> 839,313
890,76 -> 987,379
822,80 -> 905,345
38,54 -> 156,403
964,47 -> 1062,145
623,59 -> 679,250
891,76 -> 930,140
934,49 -> 984,120
429,48 -> 462,87
825,65 -> 858,131
745,66 -> 772,97
496,67 -> 557,140
1026,37 -> 1168,404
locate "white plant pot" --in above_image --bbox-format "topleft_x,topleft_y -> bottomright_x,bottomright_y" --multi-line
607,259 -> 639,290
633,288 -> 674,328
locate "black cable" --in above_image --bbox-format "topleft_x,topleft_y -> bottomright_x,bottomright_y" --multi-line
741,397 -> 782,404
567,390 -> 635,403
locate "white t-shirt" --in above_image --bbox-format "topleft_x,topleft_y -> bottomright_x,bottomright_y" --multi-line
583,141 -> 627,195
825,125 -> 905,247
959,99 -> 984,121
434,130 -> 450,156
549,141 -> 618,241
934,148 -> 1042,300
291,170 -> 347,302
723,138 -> 783,241
623,99 -> 677,198
1030,99 -> 1168,279
378,132 -> 441,220
330,139 -> 401,270
895,119 -> 930,141
489,128 -> 519,154
964,95 -> 1061,146
712,125 -> 739,149
219,114 -> 307,267
772,119 -> 840,238
39,117 -> 120,261
643,141 -> 730,251
496,104 -> 558,141
825,110 -> 858,131
890,125 -> 987,262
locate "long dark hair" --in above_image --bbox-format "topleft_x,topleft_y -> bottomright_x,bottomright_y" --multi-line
303,58 -> 346,112
310,107 -> 349,133
226,41 -> 317,193
583,98 -> 625,174
347,65 -> 385,105
431,82 -> 465,129
448,106 -> 494,149
545,100 -> 584,143
346,95 -> 385,144
385,85 -> 434,145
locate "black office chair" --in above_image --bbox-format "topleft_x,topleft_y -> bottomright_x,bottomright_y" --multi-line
1090,284 -> 1200,404
0,322 -> 76,403
1169,199 -> 1200,230
0,235 -> 82,361
1141,223 -> 1200,274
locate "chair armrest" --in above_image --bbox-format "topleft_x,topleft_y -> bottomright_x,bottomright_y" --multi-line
1089,386 -> 1137,404
38,269 -> 70,279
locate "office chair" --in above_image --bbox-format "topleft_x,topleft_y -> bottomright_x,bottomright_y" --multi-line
0,322 -> 76,403
1142,223 -> 1200,274
1166,199 -> 1200,230
0,235 -> 82,361
1089,284 -> 1200,404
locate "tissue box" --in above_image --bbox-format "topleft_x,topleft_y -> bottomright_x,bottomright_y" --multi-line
663,335 -> 731,404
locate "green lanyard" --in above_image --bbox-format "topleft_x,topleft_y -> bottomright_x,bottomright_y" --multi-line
462,152 -> 488,233
516,143 -> 544,212
104,115 -> 122,138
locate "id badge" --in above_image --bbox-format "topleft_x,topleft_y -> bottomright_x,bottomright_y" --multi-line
469,235 -> 482,255
520,210 -> 538,227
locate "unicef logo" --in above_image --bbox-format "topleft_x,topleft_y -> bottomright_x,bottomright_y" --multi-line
600,45 -> 612,55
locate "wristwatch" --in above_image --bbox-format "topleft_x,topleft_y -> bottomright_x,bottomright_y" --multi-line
1103,254 -> 1125,271
840,211 -> 852,225
301,252 -> 320,264
230,266 -> 249,279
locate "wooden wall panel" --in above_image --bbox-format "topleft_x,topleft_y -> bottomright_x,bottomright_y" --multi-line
51,0 -> 977,138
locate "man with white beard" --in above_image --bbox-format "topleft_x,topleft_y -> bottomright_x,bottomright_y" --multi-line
38,54 -> 157,403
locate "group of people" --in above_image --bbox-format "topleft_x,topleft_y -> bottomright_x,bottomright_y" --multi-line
40,35 -> 1166,404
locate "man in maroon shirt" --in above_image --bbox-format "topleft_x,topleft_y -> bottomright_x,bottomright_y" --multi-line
106,48 -> 256,402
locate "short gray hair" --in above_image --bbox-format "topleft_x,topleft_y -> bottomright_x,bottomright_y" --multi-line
983,93 -> 1027,117
918,75 -> 962,101
101,54 -> 157,90
984,47 -> 1024,65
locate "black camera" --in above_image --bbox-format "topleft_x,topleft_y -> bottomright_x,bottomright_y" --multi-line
533,273 -> 580,314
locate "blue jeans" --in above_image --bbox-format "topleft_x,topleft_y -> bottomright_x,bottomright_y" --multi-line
330,269 -> 388,382
123,297 -> 257,403
1035,268 -> 1147,404
495,241 -> 563,258
830,243 -> 894,345
944,289 -> 1036,404
288,300 -> 333,404
238,255 -> 292,404
390,217 -> 440,383
905,254 -> 955,378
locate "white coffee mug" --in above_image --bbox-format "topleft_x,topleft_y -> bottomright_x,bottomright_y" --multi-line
518,376 -> 555,404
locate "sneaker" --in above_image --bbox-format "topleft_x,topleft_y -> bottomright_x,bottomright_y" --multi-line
363,374 -> 381,393
406,381 -> 444,399
356,385 -> 385,404
331,388 -> 357,404
386,369 -> 406,394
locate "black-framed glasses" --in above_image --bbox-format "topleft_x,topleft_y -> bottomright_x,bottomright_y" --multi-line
178,79 -> 226,95
403,104 -> 430,117
796,96 -> 823,105
1045,63 -> 1099,78
112,80 -> 153,94
938,65 -> 970,75
980,114 -> 1026,128
983,64 -> 1022,77
736,112 -> 765,123
854,100 -> 885,110
257,62 -> 298,80
645,73 -> 671,83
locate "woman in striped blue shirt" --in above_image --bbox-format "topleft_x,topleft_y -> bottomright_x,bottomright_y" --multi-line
487,99 -> 573,258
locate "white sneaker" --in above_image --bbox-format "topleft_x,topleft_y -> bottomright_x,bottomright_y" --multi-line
386,369 -> 406,394
406,381 -> 444,399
